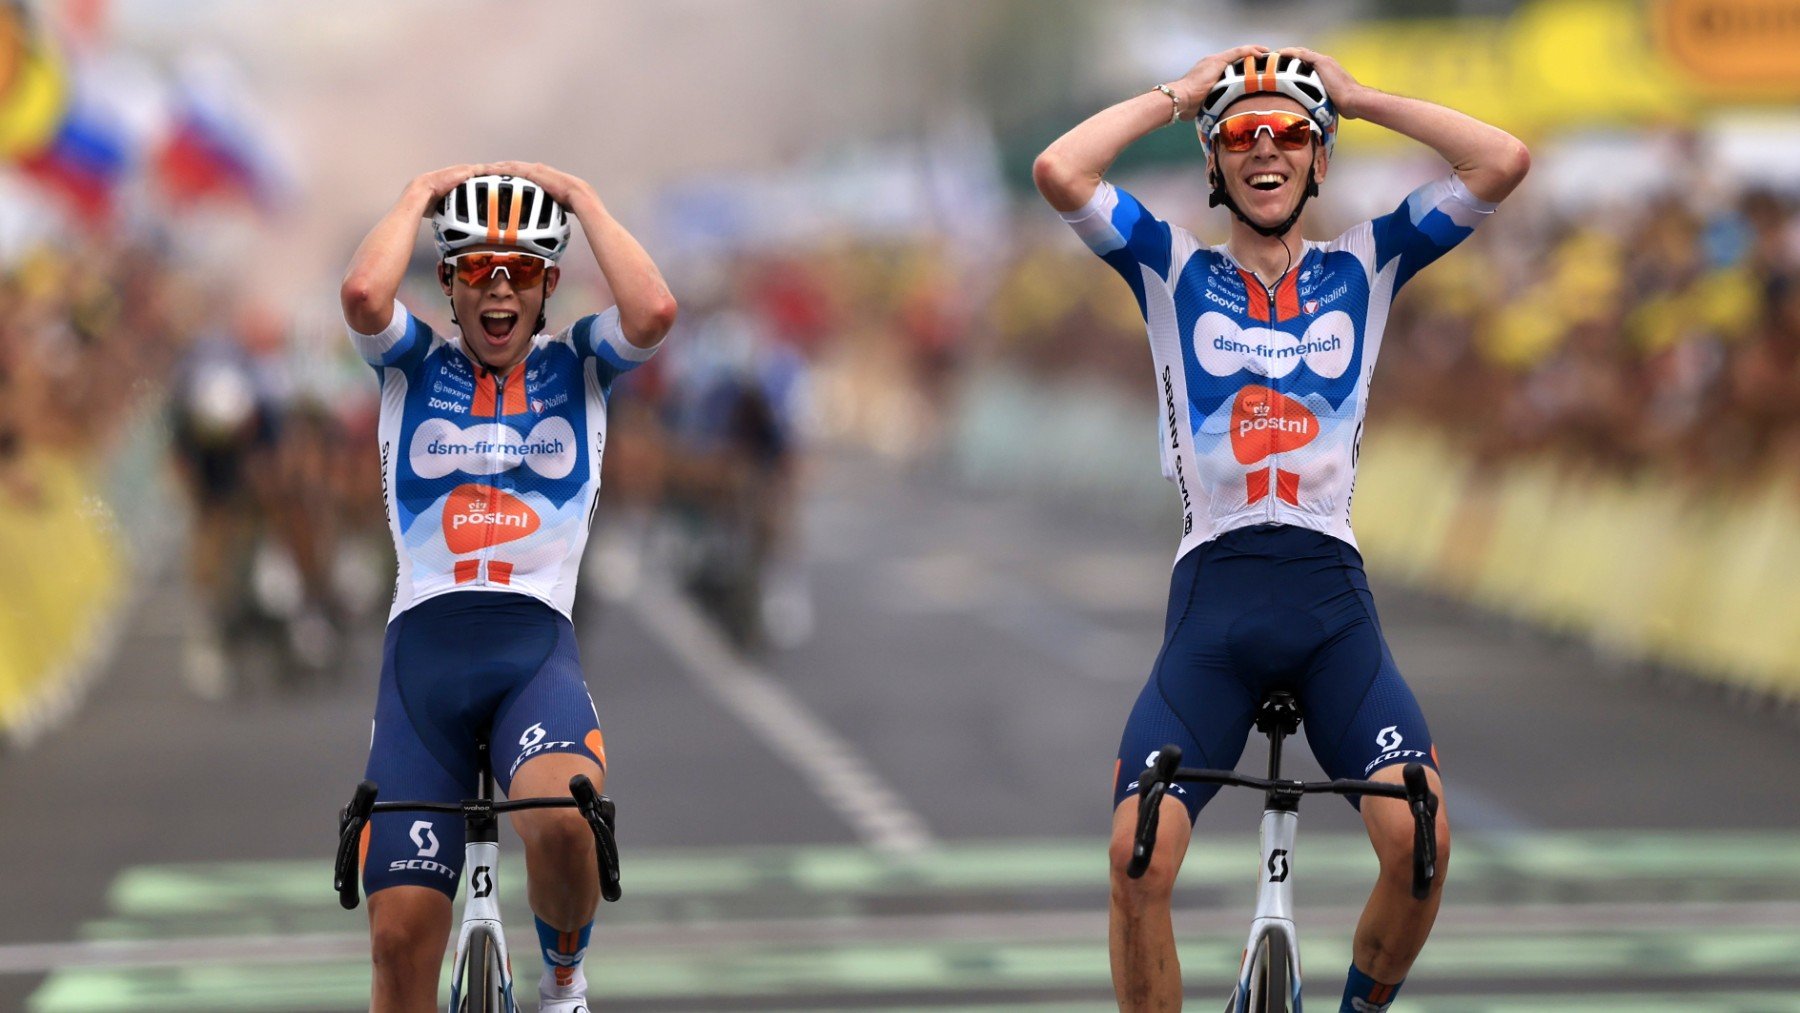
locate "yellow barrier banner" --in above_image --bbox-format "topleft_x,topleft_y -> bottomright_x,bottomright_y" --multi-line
0,452 -> 125,739
1354,429 -> 1800,698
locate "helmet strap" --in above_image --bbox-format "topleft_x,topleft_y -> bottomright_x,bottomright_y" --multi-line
1208,155 -> 1319,239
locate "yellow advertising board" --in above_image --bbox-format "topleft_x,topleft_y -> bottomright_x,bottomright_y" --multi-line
1654,0 -> 1800,90
1325,0 -> 1799,146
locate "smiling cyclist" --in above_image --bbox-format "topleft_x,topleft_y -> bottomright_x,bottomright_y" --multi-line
340,161 -> 676,1012
1034,46 -> 1528,1011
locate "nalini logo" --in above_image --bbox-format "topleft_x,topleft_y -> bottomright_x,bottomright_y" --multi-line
442,484 -> 541,554
409,820 -> 439,858
1376,726 -> 1404,752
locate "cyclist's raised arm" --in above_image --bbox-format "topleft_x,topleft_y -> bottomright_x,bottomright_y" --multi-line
340,164 -> 491,335
1280,46 -> 1529,204
1033,44 -> 1270,212
489,161 -> 677,350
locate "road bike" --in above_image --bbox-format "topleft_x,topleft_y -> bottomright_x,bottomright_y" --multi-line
1127,691 -> 1439,1013
333,743 -> 623,1012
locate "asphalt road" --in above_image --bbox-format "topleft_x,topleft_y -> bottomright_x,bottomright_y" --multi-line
3,449 -> 1799,1012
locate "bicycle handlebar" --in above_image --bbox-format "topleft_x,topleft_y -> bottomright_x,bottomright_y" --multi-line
1125,744 -> 1440,900
332,778 -> 623,910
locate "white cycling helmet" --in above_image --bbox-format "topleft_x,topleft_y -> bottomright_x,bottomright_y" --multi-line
432,174 -> 571,261
1197,53 -> 1337,158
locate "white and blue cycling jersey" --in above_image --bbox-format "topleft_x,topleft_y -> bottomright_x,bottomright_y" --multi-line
1060,173 -> 1495,562
348,300 -> 658,620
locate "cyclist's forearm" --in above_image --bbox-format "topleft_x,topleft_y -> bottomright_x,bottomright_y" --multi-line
1034,92 -> 1174,212
1352,89 -> 1529,203
566,188 -> 677,349
341,182 -> 436,333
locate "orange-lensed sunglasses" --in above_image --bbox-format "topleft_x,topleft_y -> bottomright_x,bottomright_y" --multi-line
1209,110 -> 1320,153
445,251 -> 553,288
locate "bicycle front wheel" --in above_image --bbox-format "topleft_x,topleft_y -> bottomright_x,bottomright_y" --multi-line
1244,930 -> 1293,1013
459,926 -> 509,1013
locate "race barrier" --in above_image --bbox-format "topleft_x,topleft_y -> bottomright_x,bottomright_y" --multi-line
952,370 -> 1800,703
0,450 -> 128,747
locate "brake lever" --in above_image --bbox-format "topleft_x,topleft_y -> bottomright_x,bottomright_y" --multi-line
1127,746 -> 1183,880
569,775 -> 622,903
1401,763 -> 1438,901
334,781 -> 378,911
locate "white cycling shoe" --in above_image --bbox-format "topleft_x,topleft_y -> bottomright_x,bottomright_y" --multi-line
538,969 -> 589,1012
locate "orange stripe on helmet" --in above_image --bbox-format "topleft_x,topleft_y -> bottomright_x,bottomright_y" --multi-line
1261,54 -> 1279,92
485,182 -> 499,244
504,180 -> 524,245
1243,56 -> 1264,94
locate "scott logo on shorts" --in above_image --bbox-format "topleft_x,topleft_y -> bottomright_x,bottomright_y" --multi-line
409,820 -> 439,858
510,723 -> 578,779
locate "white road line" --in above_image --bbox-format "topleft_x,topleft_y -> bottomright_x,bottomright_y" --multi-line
623,583 -> 936,857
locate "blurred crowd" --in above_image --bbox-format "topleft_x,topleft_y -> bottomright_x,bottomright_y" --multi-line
0,238 -> 184,506
974,155 -> 1800,494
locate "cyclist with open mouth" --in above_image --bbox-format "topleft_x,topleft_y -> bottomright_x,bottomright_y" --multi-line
340,162 -> 676,1012
1034,46 -> 1528,1011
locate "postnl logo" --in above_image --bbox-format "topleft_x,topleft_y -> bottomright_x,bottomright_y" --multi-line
443,484 -> 541,553
1230,386 -> 1319,464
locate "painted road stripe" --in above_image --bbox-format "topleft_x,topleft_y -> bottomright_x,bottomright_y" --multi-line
25,927 -> 1800,1010
77,832 -> 1800,922
9,902 -> 1800,974
626,582 -> 935,857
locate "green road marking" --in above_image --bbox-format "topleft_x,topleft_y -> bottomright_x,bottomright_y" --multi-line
96,831 -> 1800,918
23,832 -> 1800,1010
27,928 -> 1800,1010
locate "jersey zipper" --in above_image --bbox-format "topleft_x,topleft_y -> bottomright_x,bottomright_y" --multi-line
482,369 -> 507,580
1250,270 -> 1281,524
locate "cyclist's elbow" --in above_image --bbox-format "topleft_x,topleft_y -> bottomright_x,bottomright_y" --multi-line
1032,149 -> 1095,214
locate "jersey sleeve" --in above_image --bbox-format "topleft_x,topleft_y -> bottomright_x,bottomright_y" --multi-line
1059,181 -> 1176,315
1366,173 -> 1498,293
346,299 -> 433,374
570,305 -> 662,385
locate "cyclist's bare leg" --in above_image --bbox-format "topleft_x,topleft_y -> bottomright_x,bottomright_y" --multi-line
367,885 -> 452,1013
1108,791 -> 1195,1012
1352,763 -> 1452,983
509,752 -> 602,931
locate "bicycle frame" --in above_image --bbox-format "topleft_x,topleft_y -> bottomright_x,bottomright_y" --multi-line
1127,692 -> 1437,1013
447,762 -> 517,1012
333,745 -> 622,1013
1235,803 -> 1302,1011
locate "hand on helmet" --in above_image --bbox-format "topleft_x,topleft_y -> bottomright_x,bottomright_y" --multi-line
1171,44 -> 1271,120
411,164 -> 495,213
1277,47 -> 1368,119
487,162 -> 595,212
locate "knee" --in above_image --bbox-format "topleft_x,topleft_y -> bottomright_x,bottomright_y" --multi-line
1371,805 -> 1451,893
1109,830 -> 1178,911
518,809 -> 594,863
370,909 -> 442,979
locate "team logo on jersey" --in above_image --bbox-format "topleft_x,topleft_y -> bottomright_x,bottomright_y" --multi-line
1230,386 -> 1319,464
410,417 -> 578,481
443,484 -> 541,553
1195,311 -> 1355,382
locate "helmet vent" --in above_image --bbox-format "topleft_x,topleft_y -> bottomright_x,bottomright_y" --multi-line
453,184 -> 470,221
